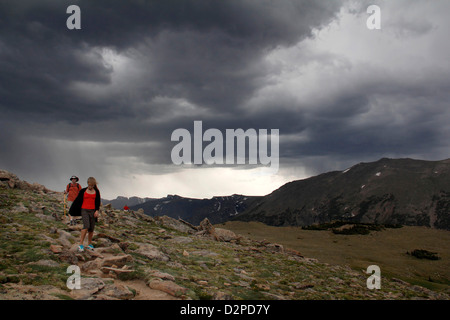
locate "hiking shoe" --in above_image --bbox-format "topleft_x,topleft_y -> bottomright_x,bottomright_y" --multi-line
78,245 -> 84,252
87,244 -> 94,251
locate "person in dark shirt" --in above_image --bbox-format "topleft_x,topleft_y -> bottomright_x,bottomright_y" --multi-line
65,176 -> 81,225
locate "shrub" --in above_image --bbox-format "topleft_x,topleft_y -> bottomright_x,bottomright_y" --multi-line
332,225 -> 370,235
407,249 -> 440,260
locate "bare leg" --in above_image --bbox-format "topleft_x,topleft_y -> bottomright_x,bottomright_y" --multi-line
80,229 -> 88,245
88,231 -> 94,245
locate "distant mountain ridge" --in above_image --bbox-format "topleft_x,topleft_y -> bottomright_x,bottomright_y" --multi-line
102,196 -> 154,210
127,194 -> 262,225
234,158 -> 450,230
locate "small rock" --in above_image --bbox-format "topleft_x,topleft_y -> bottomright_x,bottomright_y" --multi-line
135,243 -> 169,261
58,250 -> 79,265
101,255 -> 133,268
50,244 -> 63,254
213,292 -> 233,300
147,279 -> 188,297
102,283 -> 134,300
11,203 -> 28,213
256,284 -> 271,291
100,267 -> 135,275
150,270 -> 176,281
155,216 -> 196,234
70,278 -> 105,300
191,250 -> 218,257
35,213 -> 53,221
29,259 -> 60,268
261,292 -> 287,300
96,233 -> 121,243
295,283 -> 314,290
81,260 -> 101,273
169,236 -> 193,244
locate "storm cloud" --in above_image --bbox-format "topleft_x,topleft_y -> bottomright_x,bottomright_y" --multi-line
1,0 -> 449,199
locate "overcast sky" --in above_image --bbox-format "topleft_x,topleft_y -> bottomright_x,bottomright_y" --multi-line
1,0 -> 450,200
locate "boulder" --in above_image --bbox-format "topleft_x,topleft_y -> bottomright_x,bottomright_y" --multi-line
0,170 -> 50,193
197,218 -> 219,240
266,243 -> 284,253
131,209 -> 155,223
0,170 -> 19,189
215,228 -> 239,242
197,218 -> 238,242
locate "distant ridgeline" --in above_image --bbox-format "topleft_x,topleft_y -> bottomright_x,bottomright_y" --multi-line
103,158 -> 450,230
232,158 -> 450,230
107,194 -> 262,226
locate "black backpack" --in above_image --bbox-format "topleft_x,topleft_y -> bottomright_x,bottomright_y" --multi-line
67,183 -> 81,191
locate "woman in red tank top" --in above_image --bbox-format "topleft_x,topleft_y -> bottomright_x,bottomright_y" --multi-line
77,177 -> 100,252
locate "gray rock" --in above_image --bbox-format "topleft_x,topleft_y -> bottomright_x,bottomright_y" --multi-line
100,254 -> 133,268
102,283 -> 134,300
155,216 -> 196,234
70,278 -> 106,300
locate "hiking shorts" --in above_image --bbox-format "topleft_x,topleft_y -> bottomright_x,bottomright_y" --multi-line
81,209 -> 96,232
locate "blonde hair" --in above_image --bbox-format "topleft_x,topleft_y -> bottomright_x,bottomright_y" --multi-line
87,177 -> 97,188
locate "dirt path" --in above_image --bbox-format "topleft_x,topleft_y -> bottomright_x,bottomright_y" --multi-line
63,224 -> 182,300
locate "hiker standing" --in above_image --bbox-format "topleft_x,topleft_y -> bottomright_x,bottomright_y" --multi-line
69,177 -> 101,252
65,176 -> 81,225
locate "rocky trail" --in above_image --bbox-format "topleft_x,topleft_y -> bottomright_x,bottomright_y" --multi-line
1,169 -> 449,300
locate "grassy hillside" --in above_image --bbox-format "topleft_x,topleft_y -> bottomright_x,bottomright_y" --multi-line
221,221 -> 450,293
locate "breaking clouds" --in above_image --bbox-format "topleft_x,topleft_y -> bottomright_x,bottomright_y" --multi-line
1,0 -> 450,199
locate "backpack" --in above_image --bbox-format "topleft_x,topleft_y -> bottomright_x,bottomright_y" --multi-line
67,183 -> 81,191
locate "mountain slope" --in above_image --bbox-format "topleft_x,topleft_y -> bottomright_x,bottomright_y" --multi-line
234,158 -> 450,229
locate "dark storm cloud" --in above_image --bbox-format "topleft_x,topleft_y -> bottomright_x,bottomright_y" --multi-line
0,0 -> 342,121
0,0 -> 343,157
1,0 -> 450,197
